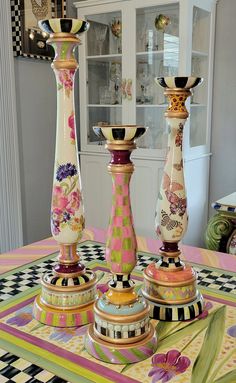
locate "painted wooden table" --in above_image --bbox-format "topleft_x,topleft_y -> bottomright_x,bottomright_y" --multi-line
0,227 -> 235,383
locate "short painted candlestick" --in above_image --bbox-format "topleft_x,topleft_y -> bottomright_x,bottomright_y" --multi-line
142,77 -> 204,321
33,18 -> 97,327
85,125 -> 157,364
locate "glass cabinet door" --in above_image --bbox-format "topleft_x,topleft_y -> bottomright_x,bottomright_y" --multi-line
135,3 -> 179,150
190,6 -> 211,150
84,10 -> 123,146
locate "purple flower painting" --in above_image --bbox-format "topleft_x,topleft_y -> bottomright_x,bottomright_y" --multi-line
6,306 -> 33,327
56,163 -> 77,182
148,349 -> 191,383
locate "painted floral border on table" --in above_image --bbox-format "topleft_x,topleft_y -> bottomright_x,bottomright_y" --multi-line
0,265 -> 235,383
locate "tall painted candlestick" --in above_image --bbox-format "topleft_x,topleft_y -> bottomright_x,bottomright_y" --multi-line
85,125 -> 157,364
33,18 -> 97,327
142,77 -> 204,321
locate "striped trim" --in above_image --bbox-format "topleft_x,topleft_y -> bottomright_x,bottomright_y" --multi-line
93,126 -> 146,142
43,269 -> 95,286
39,18 -> 89,35
109,274 -> 134,289
155,76 -> 203,90
213,202 -> 236,213
149,292 -> 204,321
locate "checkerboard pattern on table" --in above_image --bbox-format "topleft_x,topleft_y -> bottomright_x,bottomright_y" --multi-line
0,243 -> 236,304
0,349 -> 69,383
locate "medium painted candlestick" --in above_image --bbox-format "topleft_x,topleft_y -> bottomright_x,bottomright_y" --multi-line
142,77 -> 204,321
85,125 -> 157,364
33,18 -> 97,327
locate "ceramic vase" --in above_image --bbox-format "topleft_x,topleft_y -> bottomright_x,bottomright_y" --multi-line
142,77 -> 204,321
85,125 -> 157,364
33,18 -> 97,327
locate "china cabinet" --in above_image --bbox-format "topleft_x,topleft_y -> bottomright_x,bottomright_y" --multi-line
74,0 -> 216,246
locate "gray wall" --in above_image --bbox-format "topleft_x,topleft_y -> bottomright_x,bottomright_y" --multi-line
209,0 -> 236,213
15,0 -> 236,245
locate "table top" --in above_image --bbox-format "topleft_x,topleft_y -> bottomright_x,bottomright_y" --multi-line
0,227 -> 235,383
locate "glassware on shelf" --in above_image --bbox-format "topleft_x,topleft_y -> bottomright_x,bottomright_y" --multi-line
110,62 -> 122,104
110,17 -> 122,53
191,57 -> 201,103
154,13 -> 170,50
99,86 -> 112,104
137,62 -> 152,104
96,23 -> 108,55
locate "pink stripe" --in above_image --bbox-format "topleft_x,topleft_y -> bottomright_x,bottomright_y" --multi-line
119,349 -> 138,362
203,294 -> 236,307
139,345 -> 155,356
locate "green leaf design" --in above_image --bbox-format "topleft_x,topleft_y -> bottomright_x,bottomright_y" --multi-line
156,307 -> 222,352
191,305 -> 226,383
213,370 -> 236,383
155,321 -> 181,341
60,182 -> 69,194
158,191 -> 163,200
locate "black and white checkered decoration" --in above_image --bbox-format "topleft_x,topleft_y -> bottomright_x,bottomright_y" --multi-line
0,349 -> 69,383
109,274 -> 134,289
10,0 -> 66,60
0,243 -> 236,303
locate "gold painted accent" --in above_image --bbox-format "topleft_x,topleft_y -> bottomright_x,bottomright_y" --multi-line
52,61 -> 78,70
87,322 -> 156,349
143,269 -> 196,287
94,327 -> 149,345
105,289 -> 138,305
41,273 -> 97,292
164,88 -> 191,119
142,289 -> 197,305
108,163 -> 134,174
158,264 -> 184,272
94,301 -> 149,323
106,142 -> 136,151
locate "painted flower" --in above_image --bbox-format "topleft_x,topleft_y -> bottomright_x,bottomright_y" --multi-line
6,307 -> 33,327
52,186 -> 69,209
227,325 -> 236,338
97,283 -> 109,294
68,112 -> 75,143
148,350 -> 191,383
66,189 -> 81,211
58,69 -> 74,94
49,325 -> 88,343
56,163 -> 77,182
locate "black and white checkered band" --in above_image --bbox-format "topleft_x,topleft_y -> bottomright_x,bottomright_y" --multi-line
109,274 -> 134,289
93,126 -> 146,142
155,76 -> 202,89
94,316 -> 149,340
158,257 -> 183,269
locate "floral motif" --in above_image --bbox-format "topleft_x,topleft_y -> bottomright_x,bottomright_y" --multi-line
6,306 -> 33,327
175,123 -> 183,150
49,326 -> 88,343
51,163 -> 84,236
97,283 -> 109,294
227,325 -> 236,338
57,69 -> 74,97
68,112 -> 75,144
148,349 -> 191,383
56,163 -> 77,182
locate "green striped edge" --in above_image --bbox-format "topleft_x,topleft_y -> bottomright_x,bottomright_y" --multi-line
112,350 -> 131,364
93,343 -> 110,363
129,347 -> 147,360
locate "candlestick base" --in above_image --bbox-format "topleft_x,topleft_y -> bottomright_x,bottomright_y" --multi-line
33,267 -> 97,327
142,262 -> 203,321
85,322 -> 157,364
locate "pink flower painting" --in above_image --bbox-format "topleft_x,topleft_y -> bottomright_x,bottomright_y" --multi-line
68,112 -> 75,144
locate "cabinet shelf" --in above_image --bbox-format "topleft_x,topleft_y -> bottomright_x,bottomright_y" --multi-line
88,104 -> 122,108
136,104 -> 167,108
86,54 -> 122,62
